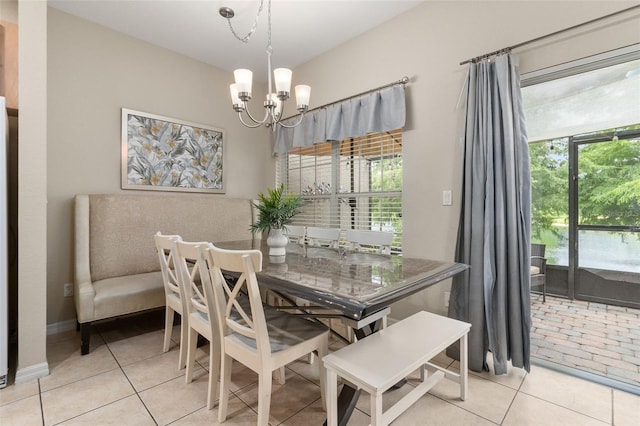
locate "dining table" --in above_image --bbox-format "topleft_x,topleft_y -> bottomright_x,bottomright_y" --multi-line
215,239 -> 468,426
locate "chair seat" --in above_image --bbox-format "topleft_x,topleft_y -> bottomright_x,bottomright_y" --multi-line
530,265 -> 541,275
227,312 -> 327,353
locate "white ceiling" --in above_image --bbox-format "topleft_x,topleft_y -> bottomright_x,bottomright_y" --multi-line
48,0 -> 424,81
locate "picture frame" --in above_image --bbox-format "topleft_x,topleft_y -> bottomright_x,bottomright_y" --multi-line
121,108 -> 225,193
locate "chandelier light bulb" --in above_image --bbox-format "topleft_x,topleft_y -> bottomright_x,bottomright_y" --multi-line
233,69 -> 253,99
229,84 -> 242,105
295,85 -> 311,110
266,93 -> 283,116
274,68 -> 292,99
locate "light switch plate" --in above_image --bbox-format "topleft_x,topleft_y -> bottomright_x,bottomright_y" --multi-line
442,190 -> 452,206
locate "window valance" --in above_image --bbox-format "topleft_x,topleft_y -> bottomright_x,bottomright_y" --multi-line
274,83 -> 406,154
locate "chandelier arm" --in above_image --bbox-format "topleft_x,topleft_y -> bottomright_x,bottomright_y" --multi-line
242,102 -> 273,125
238,112 -> 268,129
276,112 -> 306,129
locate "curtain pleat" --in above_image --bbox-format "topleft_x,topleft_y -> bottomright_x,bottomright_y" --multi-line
448,54 -> 532,375
274,84 -> 405,153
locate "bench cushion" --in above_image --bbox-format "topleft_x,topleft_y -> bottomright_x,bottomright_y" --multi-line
93,271 -> 165,321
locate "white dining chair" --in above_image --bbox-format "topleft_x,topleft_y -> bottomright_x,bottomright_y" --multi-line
154,232 -> 187,369
342,230 -> 395,339
173,239 -> 220,410
345,229 -> 394,255
306,226 -> 341,249
284,225 -> 306,245
205,243 -> 329,426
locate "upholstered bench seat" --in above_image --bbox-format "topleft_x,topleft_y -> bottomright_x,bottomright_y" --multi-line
92,271 -> 164,320
74,193 -> 258,354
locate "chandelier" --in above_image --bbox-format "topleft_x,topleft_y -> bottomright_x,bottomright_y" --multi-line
219,0 -> 310,130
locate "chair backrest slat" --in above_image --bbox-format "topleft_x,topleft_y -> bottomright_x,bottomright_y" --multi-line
345,230 -> 394,255
174,241 -> 214,318
306,227 -> 340,249
154,232 -> 184,299
206,245 -> 271,358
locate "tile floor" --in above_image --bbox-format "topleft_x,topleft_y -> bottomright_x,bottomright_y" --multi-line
1,310 -> 639,426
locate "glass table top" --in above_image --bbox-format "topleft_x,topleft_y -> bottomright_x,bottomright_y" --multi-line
215,240 -> 468,319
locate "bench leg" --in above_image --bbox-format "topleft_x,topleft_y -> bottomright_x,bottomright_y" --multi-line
327,369 -> 338,426
460,333 -> 468,400
80,322 -> 91,355
370,390 -> 383,426
323,383 -> 360,426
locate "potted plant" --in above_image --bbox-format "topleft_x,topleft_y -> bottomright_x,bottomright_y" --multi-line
250,184 -> 302,257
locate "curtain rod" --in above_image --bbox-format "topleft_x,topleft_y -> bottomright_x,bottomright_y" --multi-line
460,5 -> 640,65
280,76 -> 409,121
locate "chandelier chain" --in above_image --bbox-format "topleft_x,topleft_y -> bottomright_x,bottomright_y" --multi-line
224,0 -> 265,44
266,0 -> 272,53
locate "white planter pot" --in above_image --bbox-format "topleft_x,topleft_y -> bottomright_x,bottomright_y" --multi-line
267,228 -> 288,257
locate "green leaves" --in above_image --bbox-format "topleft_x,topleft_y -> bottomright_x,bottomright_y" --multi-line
250,184 -> 302,233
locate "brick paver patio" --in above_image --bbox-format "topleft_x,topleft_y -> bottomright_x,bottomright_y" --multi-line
531,293 -> 640,389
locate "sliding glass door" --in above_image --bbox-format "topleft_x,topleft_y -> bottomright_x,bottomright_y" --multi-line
569,130 -> 640,308
523,51 -> 640,307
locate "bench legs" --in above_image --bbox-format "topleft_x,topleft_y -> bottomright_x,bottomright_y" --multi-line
325,331 -> 469,426
460,333 -> 468,400
80,322 -> 91,355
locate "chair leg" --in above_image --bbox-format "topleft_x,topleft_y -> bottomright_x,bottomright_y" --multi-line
543,282 -> 546,303
257,369 -> 273,426
207,338 -> 219,410
218,354 -> 233,423
274,367 -> 286,385
178,313 -> 188,369
318,341 -> 328,410
80,322 -> 91,355
163,307 -> 174,353
185,328 -> 198,383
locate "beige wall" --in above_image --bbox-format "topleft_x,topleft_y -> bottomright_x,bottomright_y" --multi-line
290,1 -> 640,318
37,1 -> 640,333
46,8 -> 272,325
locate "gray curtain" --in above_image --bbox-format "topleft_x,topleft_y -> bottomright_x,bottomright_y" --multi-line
448,54 -> 532,374
274,84 -> 405,153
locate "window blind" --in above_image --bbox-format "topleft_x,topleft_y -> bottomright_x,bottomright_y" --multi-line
280,129 -> 403,253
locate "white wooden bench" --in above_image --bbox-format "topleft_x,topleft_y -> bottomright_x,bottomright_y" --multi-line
322,310 -> 471,426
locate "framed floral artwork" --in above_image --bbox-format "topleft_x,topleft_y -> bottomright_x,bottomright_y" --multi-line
121,108 -> 225,193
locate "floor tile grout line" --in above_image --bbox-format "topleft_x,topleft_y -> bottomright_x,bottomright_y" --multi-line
498,386 -> 519,425
47,394 -> 139,426
517,388 -> 613,424
428,391 -> 500,425
111,345 -> 160,426
48,327 -> 160,426
275,394 -> 323,426
37,377 -> 45,426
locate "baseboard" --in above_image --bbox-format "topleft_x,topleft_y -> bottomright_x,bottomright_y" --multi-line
47,319 -> 77,335
14,362 -> 49,384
